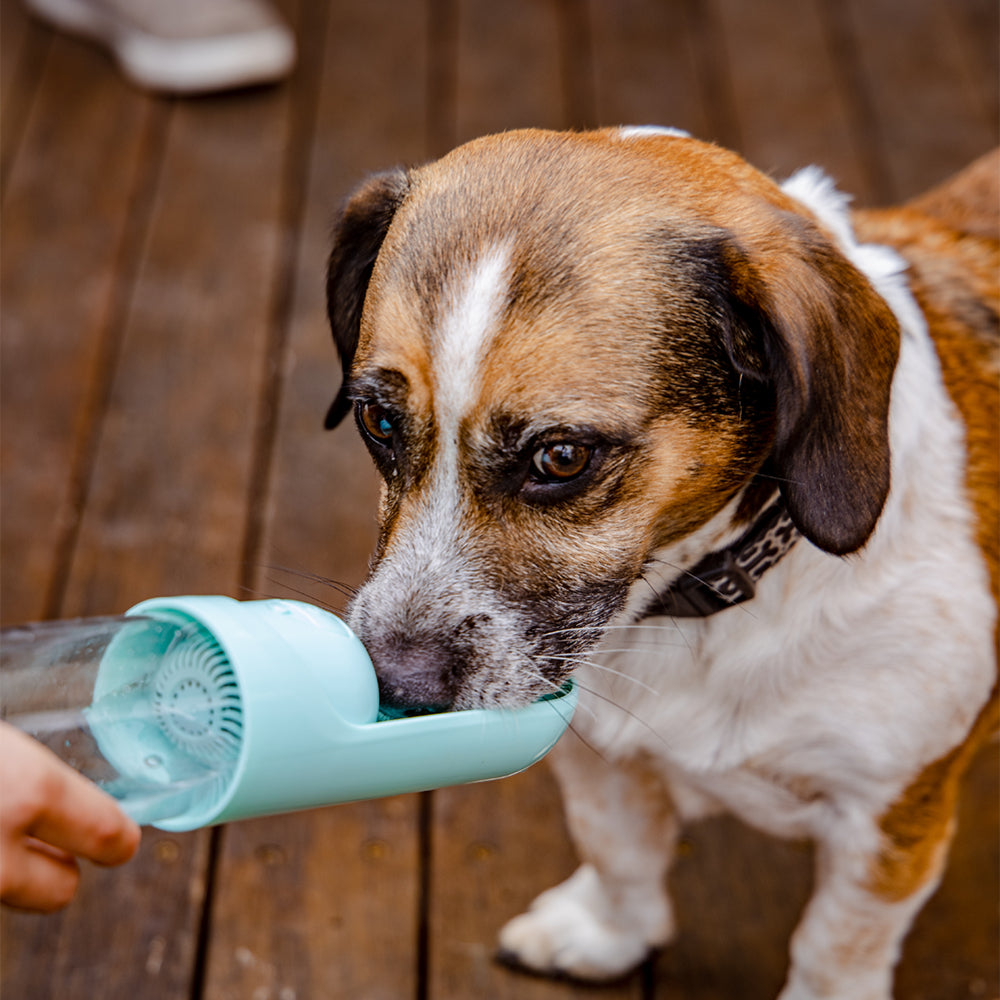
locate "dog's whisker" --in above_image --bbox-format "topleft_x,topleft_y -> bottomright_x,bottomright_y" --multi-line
262,563 -> 359,596
564,712 -> 610,761
538,686 -> 586,730
643,559 -> 759,621
548,647 -> 672,665
514,666 -> 614,751
638,570 -> 668,606
635,571 -> 699,658
514,658 -> 566,693
263,563 -> 360,600
751,470 -> 805,487
571,681 -> 673,751
552,646 -> 678,657
542,622 -> 685,638
261,575 -> 349,616
521,658 -> 670,749
546,657 -> 661,696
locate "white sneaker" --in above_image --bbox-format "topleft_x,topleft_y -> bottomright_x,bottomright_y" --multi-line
24,0 -> 296,94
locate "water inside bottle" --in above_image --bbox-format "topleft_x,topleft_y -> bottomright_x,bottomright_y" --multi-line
1,615 -> 241,826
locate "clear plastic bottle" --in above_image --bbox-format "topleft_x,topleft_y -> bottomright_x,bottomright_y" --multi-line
1,613 -> 242,827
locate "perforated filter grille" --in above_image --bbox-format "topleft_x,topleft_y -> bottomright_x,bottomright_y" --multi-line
151,628 -> 243,764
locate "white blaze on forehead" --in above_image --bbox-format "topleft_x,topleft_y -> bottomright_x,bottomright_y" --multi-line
432,243 -> 512,433
398,244 -> 513,566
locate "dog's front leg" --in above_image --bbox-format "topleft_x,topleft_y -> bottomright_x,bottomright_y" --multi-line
780,814 -> 954,1000
498,735 -> 678,981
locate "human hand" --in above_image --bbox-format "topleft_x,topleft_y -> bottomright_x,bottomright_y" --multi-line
0,721 -> 141,912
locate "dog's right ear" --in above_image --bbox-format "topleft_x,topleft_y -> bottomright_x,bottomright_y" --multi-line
325,168 -> 410,429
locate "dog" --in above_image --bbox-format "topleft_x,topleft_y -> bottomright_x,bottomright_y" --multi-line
323,127 -> 998,1000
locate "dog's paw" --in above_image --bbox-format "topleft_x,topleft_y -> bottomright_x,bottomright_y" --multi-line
497,864 -> 674,982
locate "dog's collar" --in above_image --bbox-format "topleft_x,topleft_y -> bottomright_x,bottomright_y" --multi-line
639,501 -> 800,618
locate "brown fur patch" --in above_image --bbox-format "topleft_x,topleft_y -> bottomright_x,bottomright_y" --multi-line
853,206 -> 999,606
644,419 -> 768,548
856,161 -> 999,902
871,750 -> 961,904
871,691 -> 998,903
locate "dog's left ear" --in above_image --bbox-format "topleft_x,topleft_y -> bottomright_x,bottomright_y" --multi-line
718,218 -> 901,555
324,168 -> 410,429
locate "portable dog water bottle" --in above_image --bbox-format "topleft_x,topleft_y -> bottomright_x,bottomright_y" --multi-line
0,597 -> 577,831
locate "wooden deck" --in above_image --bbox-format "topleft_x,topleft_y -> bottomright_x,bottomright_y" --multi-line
1,0 -> 997,997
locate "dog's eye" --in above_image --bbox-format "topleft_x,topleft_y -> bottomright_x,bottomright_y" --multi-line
530,442 -> 592,482
358,402 -> 395,445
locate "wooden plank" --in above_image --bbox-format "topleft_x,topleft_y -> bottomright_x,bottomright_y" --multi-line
57,82 -> 292,616
0,34 -> 156,626
1,832 -> 211,999
0,0 -> 30,109
555,0 -> 597,131
427,0 -> 459,158
2,15 -> 297,1000
245,0 -> 402,609
588,0 -> 712,140
206,800 -> 420,1000
896,745 -> 999,1000
654,820 -> 811,1000
430,765 -> 646,1000
0,21 -> 211,1000
0,0 -> 49,185
841,0 -> 999,202
813,0 -> 895,206
453,0 -> 566,144
675,0 -> 741,150
944,0 -> 1000,132
201,0 -> 431,996
712,0 -> 873,202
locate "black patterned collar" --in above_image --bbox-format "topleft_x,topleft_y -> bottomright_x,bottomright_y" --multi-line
639,501 -> 800,618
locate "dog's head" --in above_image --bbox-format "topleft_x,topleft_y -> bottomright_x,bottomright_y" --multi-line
324,129 -> 900,709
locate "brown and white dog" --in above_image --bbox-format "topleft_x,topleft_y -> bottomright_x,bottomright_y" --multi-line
323,127 -> 999,1000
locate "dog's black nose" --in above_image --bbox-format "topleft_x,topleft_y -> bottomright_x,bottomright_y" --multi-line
369,640 -> 459,710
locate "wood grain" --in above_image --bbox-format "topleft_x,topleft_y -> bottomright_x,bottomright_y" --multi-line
430,765 -> 646,1000
201,0 -> 430,996
588,0 -> 711,140
453,0 -> 566,144
1,1 -> 996,997
713,0 -> 871,201
0,31 -> 155,625
841,0 -> 998,202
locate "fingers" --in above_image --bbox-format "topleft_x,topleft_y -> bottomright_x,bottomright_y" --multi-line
27,762 -> 142,869
0,723 -> 141,911
1,839 -> 81,913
